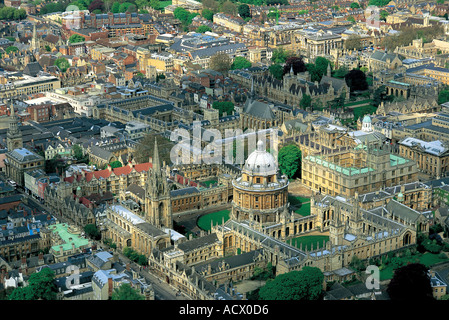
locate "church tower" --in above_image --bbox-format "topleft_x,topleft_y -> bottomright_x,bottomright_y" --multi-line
7,101 -> 23,151
145,138 -> 172,229
30,22 -> 40,52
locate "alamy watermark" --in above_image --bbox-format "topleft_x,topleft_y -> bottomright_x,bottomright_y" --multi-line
169,122 -> 279,166
365,265 -> 380,290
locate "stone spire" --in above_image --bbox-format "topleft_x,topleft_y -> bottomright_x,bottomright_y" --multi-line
153,137 -> 160,172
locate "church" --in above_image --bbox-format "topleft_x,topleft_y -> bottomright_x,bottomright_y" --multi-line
4,102 -> 44,187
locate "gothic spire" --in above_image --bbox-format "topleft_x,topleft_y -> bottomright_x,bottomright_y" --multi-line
153,137 -> 160,172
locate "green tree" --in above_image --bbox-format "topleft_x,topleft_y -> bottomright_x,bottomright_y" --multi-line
149,0 -> 160,10
209,52 -> 232,73
5,46 -> 18,54
346,15 -> 355,23
54,57 -> 70,72
109,160 -> 123,169
202,8 -> 214,20
438,87 -> 449,104
212,101 -> 234,117
111,1 -> 120,12
196,25 -> 212,33
221,1 -> 237,15
269,64 -> 283,80
9,268 -> 57,300
278,144 -> 301,179
368,0 -> 390,6
238,4 -> 251,19
72,144 -> 84,160
258,267 -> 323,300
271,48 -> 292,64
84,224 -> 100,240
350,2 -> 360,8
68,34 -> 85,44
345,69 -> 368,92
111,283 -> 145,300
231,56 -> 251,70
387,263 -> 434,301
299,94 -> 311,110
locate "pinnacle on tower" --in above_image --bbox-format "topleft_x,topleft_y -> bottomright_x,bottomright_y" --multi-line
153,137 -> 160,171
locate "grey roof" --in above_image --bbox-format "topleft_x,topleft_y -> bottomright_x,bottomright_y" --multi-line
8,148 -> 43,162
243,98 -> 276,120
134,222 -> 167,238
370,50 -> 401,62
170,187 -> 200,198
126,183 -> 145,199
177,233 -> 220,254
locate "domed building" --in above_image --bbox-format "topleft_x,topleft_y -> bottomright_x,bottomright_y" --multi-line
231,140 -> 290,224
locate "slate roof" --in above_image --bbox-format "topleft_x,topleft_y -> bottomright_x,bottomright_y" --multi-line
177,233 -> 220,254
243,98 -> 276,120
23,62 -> 43,77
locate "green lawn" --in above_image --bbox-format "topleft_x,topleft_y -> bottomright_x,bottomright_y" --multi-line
287,235 -> 329,251
295,202 -> 311,216
159,0 -> 172,8
380,252 -> 449,281
288,196 -> 311,216
201,179 -> 218,187
352,104 -> 377,120
197,210 -> 230,231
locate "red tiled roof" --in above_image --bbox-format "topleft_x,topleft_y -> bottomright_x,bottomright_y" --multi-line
67,162 -> 153,183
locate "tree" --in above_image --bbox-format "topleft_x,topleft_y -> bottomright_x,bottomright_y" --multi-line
68,34 -> 85,44
271,48 -> 292,64
108,160 -> 123,169
299,94 -> 312,110
149,0 -> 160,10
196,25 -> 212,33
346,15 -> 355,23
221,1 -> 237,15
5,46 -> 18,54
350,2 -> 360,8
111,1 -> 120,12
9,268 -> 57,300
88,0 -> 104,12
258,267 -> 323,300
278,144 -> 301,179
387,263 -> 434,301
380,9 -> 389,21
54,57 -> 70,72
84,224 -> 100,240
438,87 -> 449,104
269,64 -> 283,80
238,4 -> 251,19
368,0 -> 390,6
345,35 -> 362,50
345,69 -> 368,92
202,8 -> 214,20
212,101 -> 234,117
72,144 -> 85,161
315,57 -> 331,79
231,56 -> 251,70
209,52 -> 232,73
174,7 -> 198,26
282,56 -> 306,76
111,283 -> 145,300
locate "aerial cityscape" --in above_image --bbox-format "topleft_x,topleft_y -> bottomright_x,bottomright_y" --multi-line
0,0 -> 448,305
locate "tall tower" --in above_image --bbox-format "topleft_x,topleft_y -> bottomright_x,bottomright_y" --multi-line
145,138 -> 172,229
30,22 -> 40,51
6,101 -> 23,151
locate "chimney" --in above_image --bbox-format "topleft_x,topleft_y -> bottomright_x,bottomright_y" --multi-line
38,252 -> 44,265
126,263 -> 130,271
